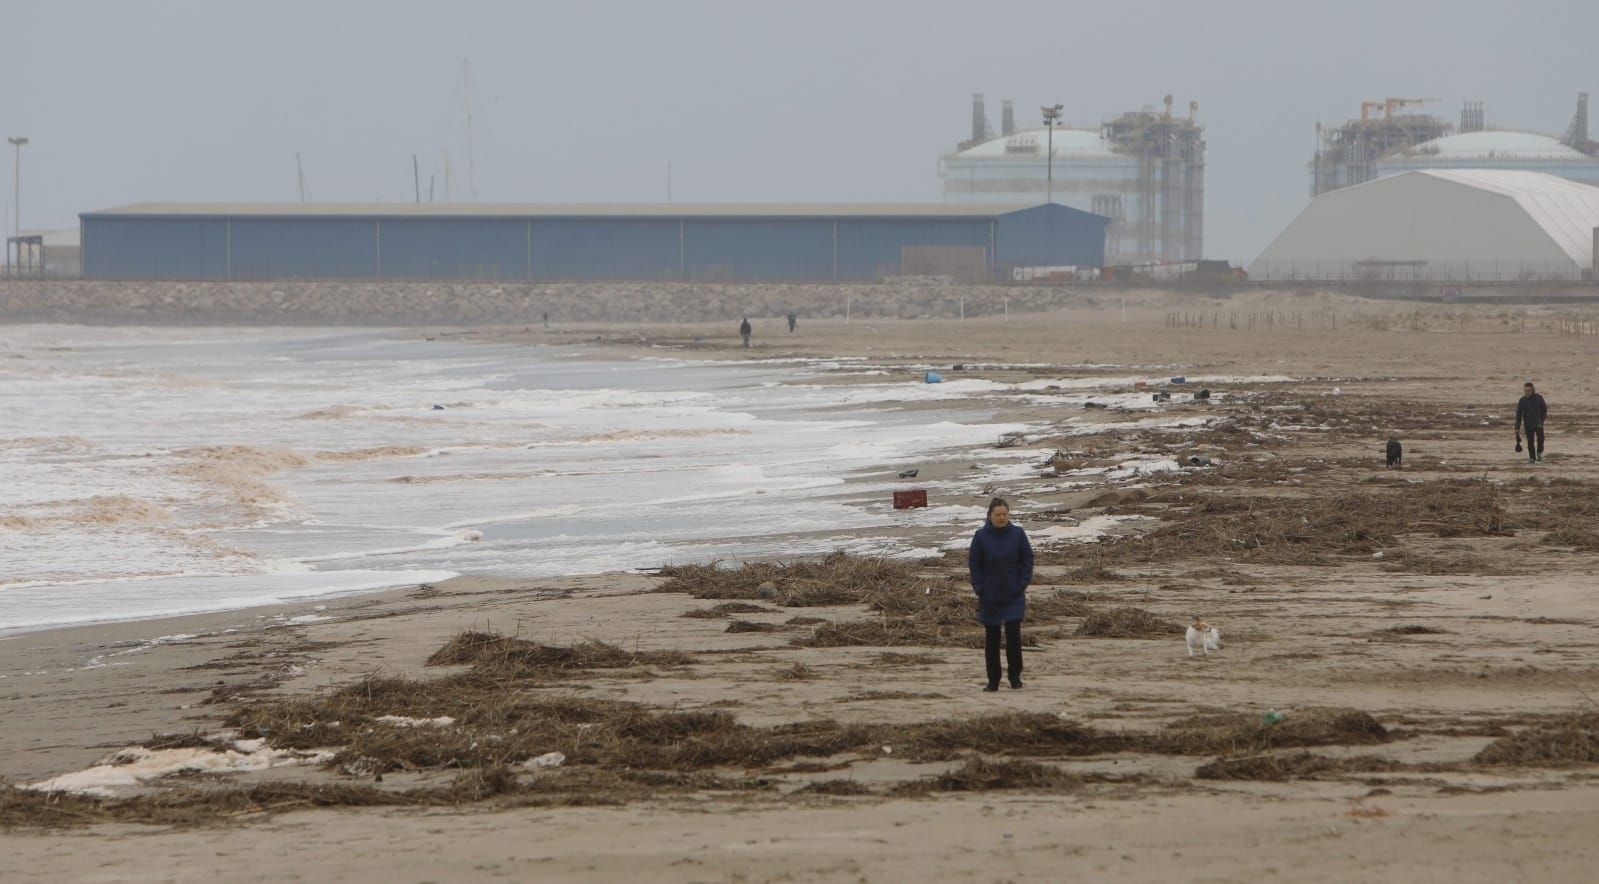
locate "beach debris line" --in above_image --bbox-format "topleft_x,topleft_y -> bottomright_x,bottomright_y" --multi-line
1195,751 -> 1403,782
1074,607 -> 1180,639
424,631 -> 695,675
655,553 -> 923,605
891,757 -> 1126,795
679,602 -> 775,619
1473,713 -> 1599,766
0,766 -> 769,829
1035,477 -> 1548,571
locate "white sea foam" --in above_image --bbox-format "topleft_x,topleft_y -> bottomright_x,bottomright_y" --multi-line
26,742 -> 333,796
1105,459 -> 1186,480
1032,515 -> 1154,544
375,715 -> 455,727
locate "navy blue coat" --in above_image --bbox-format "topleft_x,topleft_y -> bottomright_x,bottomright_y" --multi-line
1516,394 -> 1548,430
968,520 -> 1034,625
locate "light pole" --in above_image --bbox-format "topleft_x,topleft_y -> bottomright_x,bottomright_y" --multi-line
7,137 -> 27,236
6,137 -> 25,273
1040,106 -> 1062,203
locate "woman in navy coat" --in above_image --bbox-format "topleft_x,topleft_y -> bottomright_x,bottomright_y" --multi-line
968,497 -> 1034,691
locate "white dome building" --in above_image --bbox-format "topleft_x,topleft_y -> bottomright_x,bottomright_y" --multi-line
940,96 -> 1206,264
1249,169 -> 1599,282
1376,130 -> 1599,187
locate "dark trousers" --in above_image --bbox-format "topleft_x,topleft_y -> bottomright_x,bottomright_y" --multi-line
1525,425 -> 1544,460
984,620 -> 1023,687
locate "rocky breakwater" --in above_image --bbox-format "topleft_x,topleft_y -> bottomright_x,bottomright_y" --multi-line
0,279 -> 1084,325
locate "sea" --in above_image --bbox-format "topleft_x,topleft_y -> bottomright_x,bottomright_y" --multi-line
0,327 -> 1033,633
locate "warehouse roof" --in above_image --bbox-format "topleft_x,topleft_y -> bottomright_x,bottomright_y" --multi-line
83,202 -> 1073,219
1249,169 -> 1599,274
1415,169 -> 1599,263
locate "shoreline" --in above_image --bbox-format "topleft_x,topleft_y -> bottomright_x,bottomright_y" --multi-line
0,324 -> 1029,633
0,321 -> 1177,638
0,571 -> 657,784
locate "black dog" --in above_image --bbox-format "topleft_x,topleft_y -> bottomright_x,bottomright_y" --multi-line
1385,438 -> 1403,468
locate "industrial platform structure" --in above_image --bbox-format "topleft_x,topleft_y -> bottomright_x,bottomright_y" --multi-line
1311,93 -> 1599,195
1249,170 -> 1599,282
940,94 -> 1205,265
78,202 -> 1109,282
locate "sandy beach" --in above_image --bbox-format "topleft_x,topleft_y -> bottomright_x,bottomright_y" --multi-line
4,288 -> 1599,882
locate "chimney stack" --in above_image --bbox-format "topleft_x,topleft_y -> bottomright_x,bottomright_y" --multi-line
1001,100 -> 1015,136
971,93 -> 988,144
1565,92 -> 1590,149
1460,100 -> 1485,133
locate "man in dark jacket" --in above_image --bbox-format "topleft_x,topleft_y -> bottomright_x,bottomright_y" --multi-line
739,317 -> 752,349
968,498 -> 1034,691
1515,382 -> 1548,463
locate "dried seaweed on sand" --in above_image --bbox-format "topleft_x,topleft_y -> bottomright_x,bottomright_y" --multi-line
892,757 -> 1086,794
1473,713 -> 1599,766
655,553 -> 923,606
425,631 -> 693,675
1195,752 -> 1403,781
1156,708 -> 1390,755
1073,607 -> 1179,638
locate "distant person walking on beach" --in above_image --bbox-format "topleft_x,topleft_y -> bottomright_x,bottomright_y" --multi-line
787,311 -> 798,333
1515,381 -> 1549,463
739,317 -> 752,349
968,497 -> 1034,692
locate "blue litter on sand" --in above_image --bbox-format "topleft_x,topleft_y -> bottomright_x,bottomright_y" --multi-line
924,371 -> 943,384
1170,375 -> 1187,384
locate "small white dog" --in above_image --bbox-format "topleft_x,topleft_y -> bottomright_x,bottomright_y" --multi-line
1185,617 -> 1222,657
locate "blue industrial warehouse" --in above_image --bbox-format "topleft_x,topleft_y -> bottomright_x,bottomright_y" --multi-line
79,202 -> 1108,282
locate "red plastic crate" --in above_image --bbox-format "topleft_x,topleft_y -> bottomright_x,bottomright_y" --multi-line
893,490 -> 928,509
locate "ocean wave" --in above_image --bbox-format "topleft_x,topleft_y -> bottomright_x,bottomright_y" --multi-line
295,528 -> 483,564
1,495 -> 174,531
568,427 -> 752,444
314,446 -> 430,462
174,445 -> 310,514
389,470 -> 547,484
0,435 -> 95,453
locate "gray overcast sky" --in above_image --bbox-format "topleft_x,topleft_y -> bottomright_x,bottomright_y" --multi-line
4,0 -> 1595,261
